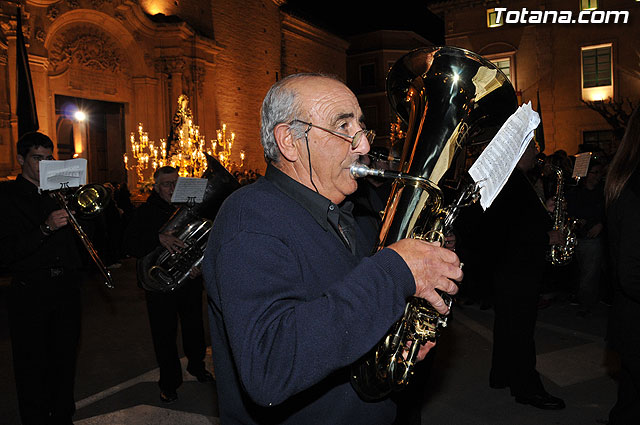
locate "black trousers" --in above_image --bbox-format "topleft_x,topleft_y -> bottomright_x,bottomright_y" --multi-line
8,275 -> 82,425
144,278 -> 207,393
490,273 -> 544,397
609,348 -> 640,424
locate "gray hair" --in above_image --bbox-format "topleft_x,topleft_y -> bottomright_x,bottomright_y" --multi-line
260,73 -> 340,163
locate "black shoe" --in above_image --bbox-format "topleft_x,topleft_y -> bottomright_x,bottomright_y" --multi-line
489,379 -> 509,389
160,390 -> 178,404
479,300 -> 492,310
515,392 -> 565,410
195,370 -> 215,383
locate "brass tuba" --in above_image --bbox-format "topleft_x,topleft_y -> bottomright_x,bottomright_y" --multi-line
137,155 -> 240,293
350,46 -> 518,400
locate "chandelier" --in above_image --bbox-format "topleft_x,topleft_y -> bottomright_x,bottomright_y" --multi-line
214,123 -> 245,171
124,95 -> 245,189
123,122 -> 167,186
167,118 -> 210,178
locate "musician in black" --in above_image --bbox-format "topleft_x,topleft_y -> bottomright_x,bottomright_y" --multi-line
0,132 -> 83,425
484,140 -> 565,410
122,166 -> 213,404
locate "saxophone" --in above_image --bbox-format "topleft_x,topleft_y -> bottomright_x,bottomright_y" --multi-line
349,46 -> 518,401
546,165 -> 577,265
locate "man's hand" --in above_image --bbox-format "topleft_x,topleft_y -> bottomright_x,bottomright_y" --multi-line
443,233 -> 456,251
388,239 -> 462,315
416,341 -> 436,361
545,198 -> 556,213
189,265 -> 202,279
547,229 -> 563,245
587,222 -> 603,238
45,209 -> 70,231
159,232 -> 185,254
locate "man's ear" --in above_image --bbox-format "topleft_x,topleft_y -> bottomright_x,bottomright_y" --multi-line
16,155 -> 25,167
274,123 -> 299,163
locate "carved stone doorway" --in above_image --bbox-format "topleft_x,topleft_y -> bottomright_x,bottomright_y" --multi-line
55,95 -> 126,184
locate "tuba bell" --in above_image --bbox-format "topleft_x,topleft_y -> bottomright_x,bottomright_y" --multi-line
350,46 -> 518,400
137,155 -> 241,293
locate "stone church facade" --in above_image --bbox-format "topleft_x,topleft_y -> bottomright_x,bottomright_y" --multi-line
0,0 -> 349,186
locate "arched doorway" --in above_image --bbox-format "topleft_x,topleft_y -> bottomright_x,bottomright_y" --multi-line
55,95 -> 126,185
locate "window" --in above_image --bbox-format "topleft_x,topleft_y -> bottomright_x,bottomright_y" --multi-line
485,53 -> 516,87
487,8 -> 504,27
359,63 -> 376,88
362,105 -> 378,134
581,43 -> 613,101
583,129 -> 614,156
582,46 -> 611,87
580,0 -> 598,11
491,58 -> 511,82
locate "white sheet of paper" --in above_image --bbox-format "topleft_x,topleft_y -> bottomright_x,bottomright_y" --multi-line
38,159 -> 87,191
572,152 -> 592,178
171,177 -> 208,204
468,101 -> 540,210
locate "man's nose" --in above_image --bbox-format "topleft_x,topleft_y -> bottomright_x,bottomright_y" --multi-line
354,133 -> 370,156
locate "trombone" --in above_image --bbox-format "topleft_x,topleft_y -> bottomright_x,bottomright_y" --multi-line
50,184 -> 114,289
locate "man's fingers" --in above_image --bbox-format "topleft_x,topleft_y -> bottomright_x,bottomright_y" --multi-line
424,291 -> 450,315
446,262 -> 464,283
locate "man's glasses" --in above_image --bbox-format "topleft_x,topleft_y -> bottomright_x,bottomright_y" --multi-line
290,119 -> 375,149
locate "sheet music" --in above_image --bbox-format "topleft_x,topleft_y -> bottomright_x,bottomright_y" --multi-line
171,177 -> 208,204
38,159 -> 87,191
468,101 -> 540,210
572,152 -> 592,179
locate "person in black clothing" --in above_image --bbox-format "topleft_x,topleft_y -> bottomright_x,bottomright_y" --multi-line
566,160 -> 606,316
122,166 -> 214,404
605,106 -> 640,425
0,132 -> 84,425
484,140 -> 566,410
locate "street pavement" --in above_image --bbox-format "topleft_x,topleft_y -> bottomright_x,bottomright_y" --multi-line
1,258 -> 618,425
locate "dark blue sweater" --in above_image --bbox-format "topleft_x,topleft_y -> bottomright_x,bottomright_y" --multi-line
203,173 -> 416,425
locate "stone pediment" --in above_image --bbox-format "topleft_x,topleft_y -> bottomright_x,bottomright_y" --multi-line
48,25 -> 129,75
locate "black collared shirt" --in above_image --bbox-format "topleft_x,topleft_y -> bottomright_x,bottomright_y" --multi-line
265,163 -> 358,255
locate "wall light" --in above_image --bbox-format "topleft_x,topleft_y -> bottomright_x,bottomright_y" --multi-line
74,110 -> 87,122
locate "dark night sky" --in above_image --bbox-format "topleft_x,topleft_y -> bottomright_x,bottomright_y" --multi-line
281,1 -> 445,45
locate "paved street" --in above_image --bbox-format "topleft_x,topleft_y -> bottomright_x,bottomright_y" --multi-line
1,258 -> 618,425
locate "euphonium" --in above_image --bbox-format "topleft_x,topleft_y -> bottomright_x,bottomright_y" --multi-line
138,155 -> 240,293
350,46 -> 518,400
546,165 -> 577,265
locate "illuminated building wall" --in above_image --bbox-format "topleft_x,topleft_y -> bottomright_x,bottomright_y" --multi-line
429,0 -> 640,156
0,0 -> 349,184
